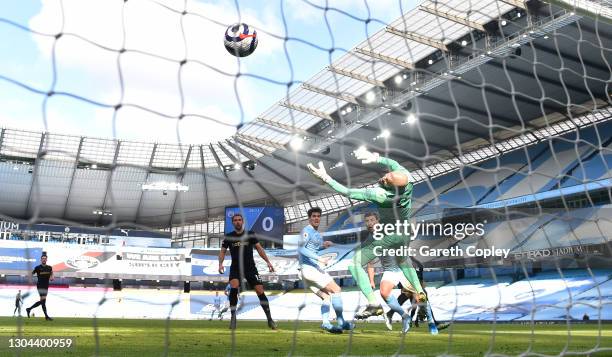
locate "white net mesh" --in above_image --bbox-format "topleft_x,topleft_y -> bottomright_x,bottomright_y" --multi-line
0,0 -> 611,355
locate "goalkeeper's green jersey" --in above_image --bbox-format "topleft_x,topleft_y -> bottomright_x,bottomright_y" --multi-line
327,157 -> 413,225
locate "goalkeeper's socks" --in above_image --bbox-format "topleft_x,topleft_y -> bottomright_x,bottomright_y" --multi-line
385,295 -> 408,319
348,264 -> 378,304
399,264 -> 424,294
321,302 -> 331,325
29,301 -> 42,310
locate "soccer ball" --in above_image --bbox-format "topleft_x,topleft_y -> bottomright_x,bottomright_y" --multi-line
224,23 -> 258,57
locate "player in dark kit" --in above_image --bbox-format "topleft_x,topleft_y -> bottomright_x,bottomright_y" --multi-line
218,213 -> 277,330
26,254 -> 54,321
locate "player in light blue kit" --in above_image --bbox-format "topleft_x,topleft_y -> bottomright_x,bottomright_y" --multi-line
298,207 -> 353,333
217,283 -> 234,320
211,291 -> 222,320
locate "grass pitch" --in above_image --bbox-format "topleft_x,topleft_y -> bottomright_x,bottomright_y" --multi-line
0,317 -> 609,356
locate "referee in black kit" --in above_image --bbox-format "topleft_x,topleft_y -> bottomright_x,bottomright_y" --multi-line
218,213 -> 277,330
26,253 -> 54,321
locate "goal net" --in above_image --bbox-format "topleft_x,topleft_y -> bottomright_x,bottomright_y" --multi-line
0,0 -> 610,356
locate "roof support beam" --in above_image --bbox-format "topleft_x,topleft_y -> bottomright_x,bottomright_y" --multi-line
209,143 -> 241,210
355,48 -> 415,69
280,101 -> 333,121
419,5 -> 486,32
62,137 -> 84,219
168,145 -> 193,227
218,142 -> 280,206
301,83 -> 358,104
452,77 -> 570,116
498,0 -> 527,10
328,66 -> 384,87
235,133 -> 286,150
198,145 -> 210,234
98,140 -> 121,225
385,26 -> 448,51
233,137 -> 316,197
486,61 -> 600,97
227,140 -> 313,199
418,93 -> 527,128
358,124 -> 449,152
135,143 -> 157,223
255,117 -> 311,136
531,43 -> 610,74
24,133 -> 46,218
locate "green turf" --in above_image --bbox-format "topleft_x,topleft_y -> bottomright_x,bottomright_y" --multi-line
0,317 -> 610,356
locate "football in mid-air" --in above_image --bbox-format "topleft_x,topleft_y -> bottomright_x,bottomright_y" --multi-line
224,23 -> 258,57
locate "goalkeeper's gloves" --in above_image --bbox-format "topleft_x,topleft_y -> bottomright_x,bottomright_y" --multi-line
307,161 -> 332,183
353,146 -> 380,164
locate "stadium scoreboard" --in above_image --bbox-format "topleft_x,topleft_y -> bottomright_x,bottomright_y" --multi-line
224,206 -> 285,240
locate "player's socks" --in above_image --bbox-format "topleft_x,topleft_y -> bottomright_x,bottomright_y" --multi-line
330,294 -> 344,324
387,293 -> 410,319
257,293 -> 273,322
26,308 -> 31,318
229,313 -> 237,330
424,302 -> 434,323
401,314 -> 411,334
399,264 -> 424,295
229,288 -> 239,311
41,301 -> 50,319
424,302 -> 438,334
384,295 -> 407,319
331,294 -> 354,330
228,288 -> 239,330
29,301 -> 41,310
424,294 -> 439,325
347,264 -> 378,305
321,302 -> 331,325
320,298 -> 334,331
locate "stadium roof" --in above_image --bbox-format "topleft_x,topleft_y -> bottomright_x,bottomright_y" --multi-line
0,0 -> 610,228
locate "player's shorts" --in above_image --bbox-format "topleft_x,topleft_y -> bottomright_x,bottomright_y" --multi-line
299,264 -> 333,294
37,287 -> 48,297
381,270 -> 415,293
229,268 -> 263,287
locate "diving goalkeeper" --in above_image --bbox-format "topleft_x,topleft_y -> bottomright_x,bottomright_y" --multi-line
307,147 -> 425,319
